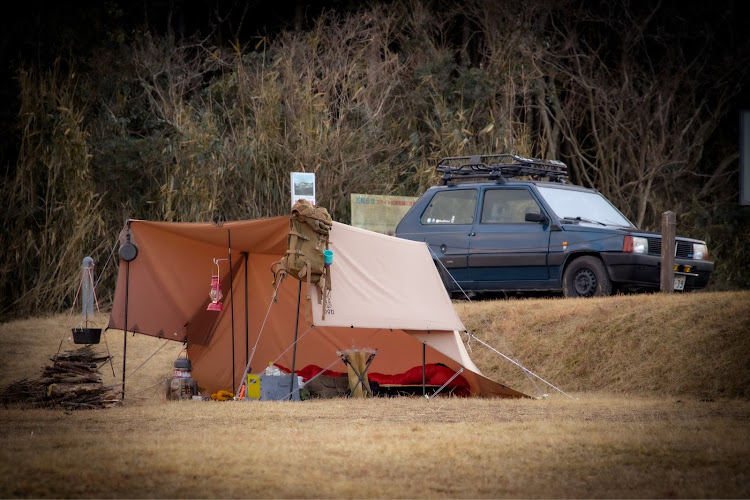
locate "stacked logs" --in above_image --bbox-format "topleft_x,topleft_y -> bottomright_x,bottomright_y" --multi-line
1,346 -> 120,409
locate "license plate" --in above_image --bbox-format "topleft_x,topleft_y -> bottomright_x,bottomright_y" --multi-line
674,275 -> 686,291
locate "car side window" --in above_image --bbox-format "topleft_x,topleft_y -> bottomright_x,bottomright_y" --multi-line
421,189 -> 477,225
481,189 -> 542,224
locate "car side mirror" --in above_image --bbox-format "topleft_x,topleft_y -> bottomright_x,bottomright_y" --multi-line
525,212 -> 547,224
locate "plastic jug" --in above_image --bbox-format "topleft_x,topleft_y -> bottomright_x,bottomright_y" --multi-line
264,362 -> 281,376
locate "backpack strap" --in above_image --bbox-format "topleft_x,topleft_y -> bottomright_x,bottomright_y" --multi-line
304,262 -> 312,322
270,260 -> 286,302
320,266 -> 332,320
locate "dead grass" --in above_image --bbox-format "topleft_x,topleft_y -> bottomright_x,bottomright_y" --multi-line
455,290 -> 750,399
0,396 -> 748,498
1,291 -> 749,498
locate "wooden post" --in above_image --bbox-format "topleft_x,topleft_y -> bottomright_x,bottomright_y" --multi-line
660,211 -> 676,293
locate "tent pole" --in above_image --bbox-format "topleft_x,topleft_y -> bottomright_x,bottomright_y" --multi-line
118,223 -> 138,401
243,251 -> 249,370
228,229 -> 236,390
289,280 -> 302,401
122,258 -> 129,400
422,343 -> 426,396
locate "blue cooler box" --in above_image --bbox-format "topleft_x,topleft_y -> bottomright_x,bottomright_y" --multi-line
260,374 -> 300,401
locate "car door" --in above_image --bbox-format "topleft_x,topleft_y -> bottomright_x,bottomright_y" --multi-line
416,188 -> 477,284
468,187 -> 551,284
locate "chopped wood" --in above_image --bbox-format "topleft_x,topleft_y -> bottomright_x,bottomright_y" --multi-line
1,346 -> 121,410
40,373 -> 102,384
53,361 -> 97,374
47,382 -> 101,397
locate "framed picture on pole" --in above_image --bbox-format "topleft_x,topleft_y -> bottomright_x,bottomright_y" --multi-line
291,172 -> 316,207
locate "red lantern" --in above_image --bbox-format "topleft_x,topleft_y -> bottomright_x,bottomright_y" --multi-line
207,260 -> 225,312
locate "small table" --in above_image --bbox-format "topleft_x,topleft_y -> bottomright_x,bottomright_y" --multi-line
337,348 -> 378,397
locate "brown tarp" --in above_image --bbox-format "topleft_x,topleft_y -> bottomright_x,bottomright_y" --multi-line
108,218 -> 527,398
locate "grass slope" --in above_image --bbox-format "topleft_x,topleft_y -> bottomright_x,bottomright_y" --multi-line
455,290 -> 750,399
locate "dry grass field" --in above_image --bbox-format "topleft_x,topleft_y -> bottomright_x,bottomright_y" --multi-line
1,291 -> 749,499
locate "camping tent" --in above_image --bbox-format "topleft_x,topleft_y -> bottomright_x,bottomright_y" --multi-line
108,217 -> 526,398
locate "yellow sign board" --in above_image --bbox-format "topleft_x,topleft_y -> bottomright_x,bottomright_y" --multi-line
350,194 -> 418,235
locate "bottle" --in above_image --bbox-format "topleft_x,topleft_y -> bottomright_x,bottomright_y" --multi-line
264,362 -> 280,376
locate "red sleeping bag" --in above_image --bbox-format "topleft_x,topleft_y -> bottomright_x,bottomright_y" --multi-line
281,363 -> 471,397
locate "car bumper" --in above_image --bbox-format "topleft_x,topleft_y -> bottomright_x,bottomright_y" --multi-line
601,253 -> 714,290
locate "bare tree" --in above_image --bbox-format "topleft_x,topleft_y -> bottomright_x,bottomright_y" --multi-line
530,3 -> 746,229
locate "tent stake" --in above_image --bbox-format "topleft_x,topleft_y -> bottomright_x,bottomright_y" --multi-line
289,280 -> 302,400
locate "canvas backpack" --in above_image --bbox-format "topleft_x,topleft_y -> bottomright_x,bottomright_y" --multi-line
271,199 -> 333,320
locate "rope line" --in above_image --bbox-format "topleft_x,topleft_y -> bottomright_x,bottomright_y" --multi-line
57,269 -> 85,358
248,280 -> 283,369
234,280 -> 283,395
94,230 -> 120,290
427,367 -> 465,400
126,379 -> 167,398
276,354 -> 343,401
269,326 -> 314,366
466,332 -> 573,399
128,339 -> 173,377
429,246 -> 550,397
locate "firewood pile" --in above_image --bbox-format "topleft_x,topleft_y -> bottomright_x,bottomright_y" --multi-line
1,346 -> 120,409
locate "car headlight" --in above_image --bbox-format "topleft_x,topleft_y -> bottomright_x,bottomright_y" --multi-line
623,235 -> 648,254
692,243 -> 708,260
632,236 -> 648,254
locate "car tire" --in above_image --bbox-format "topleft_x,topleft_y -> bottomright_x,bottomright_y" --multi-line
562,256 -> 612,298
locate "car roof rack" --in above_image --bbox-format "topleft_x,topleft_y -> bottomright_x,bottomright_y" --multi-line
437,154 -> 568,184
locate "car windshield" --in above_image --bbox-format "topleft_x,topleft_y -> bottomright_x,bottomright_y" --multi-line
536,186 -> 634,227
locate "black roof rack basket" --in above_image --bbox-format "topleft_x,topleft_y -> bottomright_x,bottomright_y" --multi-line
437,154 -> 568,184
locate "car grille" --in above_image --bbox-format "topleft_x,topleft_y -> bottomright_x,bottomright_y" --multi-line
646,238 -> 692,258
676,241 -> 692,258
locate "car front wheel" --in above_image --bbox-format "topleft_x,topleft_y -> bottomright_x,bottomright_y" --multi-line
562,256 -> 612,298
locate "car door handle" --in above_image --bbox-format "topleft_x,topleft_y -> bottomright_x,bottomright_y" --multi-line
469,232 -> 476,236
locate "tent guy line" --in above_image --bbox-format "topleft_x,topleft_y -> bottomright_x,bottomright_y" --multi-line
274,354 -> 343,401
94,231 -> 121,292
430,246 -> 554,397
127,338 -> 174,377
426,366 -> 465,400
244,278 -> 282,375
466,331 -> 573,399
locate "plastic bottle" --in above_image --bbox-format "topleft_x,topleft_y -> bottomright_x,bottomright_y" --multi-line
264,362 -> 281,376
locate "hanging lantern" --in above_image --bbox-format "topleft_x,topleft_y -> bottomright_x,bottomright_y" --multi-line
207,259 -> 225,312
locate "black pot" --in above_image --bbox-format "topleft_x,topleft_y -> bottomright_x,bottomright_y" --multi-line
174,357 -> 192,370
72,328 -> 101,344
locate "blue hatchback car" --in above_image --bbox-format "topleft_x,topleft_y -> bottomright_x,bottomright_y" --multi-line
395,154 -> 714,298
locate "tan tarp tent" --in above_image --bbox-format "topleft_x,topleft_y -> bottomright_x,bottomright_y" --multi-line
108,217 -> 526,398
